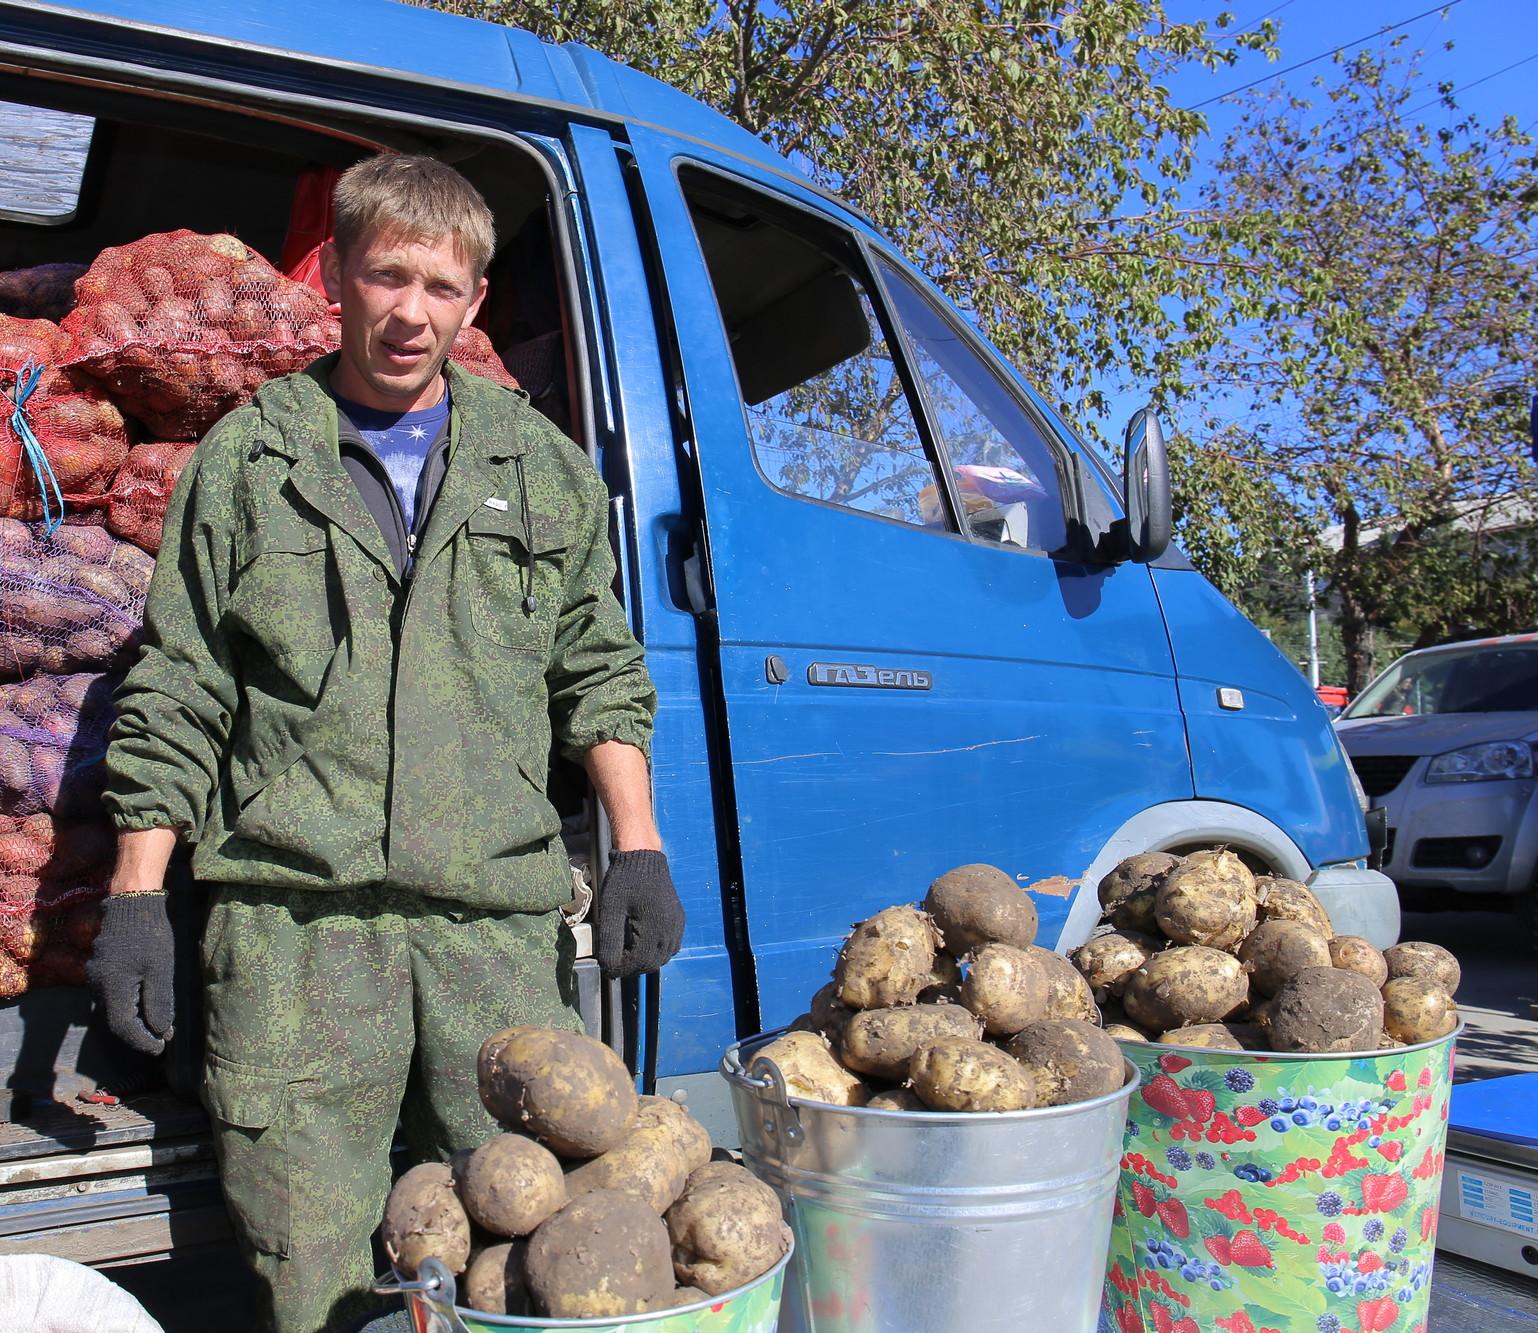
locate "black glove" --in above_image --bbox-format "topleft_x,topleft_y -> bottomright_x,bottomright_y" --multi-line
595,850 -> 685,979
85,892 -> 175,1055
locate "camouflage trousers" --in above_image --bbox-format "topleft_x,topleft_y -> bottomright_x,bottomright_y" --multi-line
199,884 -> 581,1333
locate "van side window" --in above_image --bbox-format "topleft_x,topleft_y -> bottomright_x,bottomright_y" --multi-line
0,102 -> 94,224
878,259 -> 1070,554
682,180 -> 950,529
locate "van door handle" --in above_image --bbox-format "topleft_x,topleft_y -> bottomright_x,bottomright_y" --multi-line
661,516 -> 712,616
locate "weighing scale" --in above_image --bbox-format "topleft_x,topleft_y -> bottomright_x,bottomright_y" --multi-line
1440,1073 -> 1538,1279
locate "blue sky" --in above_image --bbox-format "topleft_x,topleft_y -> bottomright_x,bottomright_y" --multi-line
1094,0 -> 1538,432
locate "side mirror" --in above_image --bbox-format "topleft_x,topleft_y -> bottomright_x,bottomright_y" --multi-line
1123,406 -> 1172,563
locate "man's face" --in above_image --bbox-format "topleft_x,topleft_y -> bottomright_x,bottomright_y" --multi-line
321,227 -> 487,412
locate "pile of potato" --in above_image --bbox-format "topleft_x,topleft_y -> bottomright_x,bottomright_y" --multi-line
382,1026 -> 790,1319
1076,848 -> 1461,1053
755,864 -> 1129,1113
0,519 -> 154,677
95,440 -> 197,556
2,316 -> 132,521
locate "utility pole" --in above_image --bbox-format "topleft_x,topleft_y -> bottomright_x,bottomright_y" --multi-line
1305,569 -> 1321,688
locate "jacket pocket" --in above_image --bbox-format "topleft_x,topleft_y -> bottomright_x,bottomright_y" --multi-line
227,505 -> 338,659
202,1054 -> 292,1257
462,504 -> 566,652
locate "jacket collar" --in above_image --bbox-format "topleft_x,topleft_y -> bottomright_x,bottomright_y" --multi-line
245,352 -> 534,573
443,358 -> 531,460
248,355 -> 392,570
256,354 -> 531,459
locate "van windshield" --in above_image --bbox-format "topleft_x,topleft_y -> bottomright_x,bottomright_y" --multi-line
1343,646 -> 1538,718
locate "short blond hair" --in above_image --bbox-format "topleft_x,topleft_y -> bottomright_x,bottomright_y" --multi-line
332,153 -> 496,279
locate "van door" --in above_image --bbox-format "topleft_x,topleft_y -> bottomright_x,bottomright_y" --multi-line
619,132 -> 1192,1029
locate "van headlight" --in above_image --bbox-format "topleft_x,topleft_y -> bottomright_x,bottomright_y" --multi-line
1335,733 -> 1369,811
1425,740 -> 1534,783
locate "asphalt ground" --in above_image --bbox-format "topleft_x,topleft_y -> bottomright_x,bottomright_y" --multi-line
1399,908 -> 1538,1083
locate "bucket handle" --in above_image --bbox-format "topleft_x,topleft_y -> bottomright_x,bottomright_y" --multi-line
747,1055 -> 805,1147
375,1256 -> 471,1333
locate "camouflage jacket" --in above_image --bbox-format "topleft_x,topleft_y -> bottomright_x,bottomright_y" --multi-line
103,355 -> 655,911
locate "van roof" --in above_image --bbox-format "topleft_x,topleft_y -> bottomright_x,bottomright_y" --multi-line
6,0 -> 812,189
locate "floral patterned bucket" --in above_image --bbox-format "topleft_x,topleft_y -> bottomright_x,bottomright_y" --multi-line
1100,1031 -> 1457,1333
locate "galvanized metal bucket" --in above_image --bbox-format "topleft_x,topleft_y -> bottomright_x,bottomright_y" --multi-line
721,1029 -> 1140,1333
376,1246 -> 791,1333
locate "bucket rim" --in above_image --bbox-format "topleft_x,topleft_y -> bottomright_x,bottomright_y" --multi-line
388,1240 -> 793,1329
1115,1022 -> 1465,1063
721,1027 -> 1141,1123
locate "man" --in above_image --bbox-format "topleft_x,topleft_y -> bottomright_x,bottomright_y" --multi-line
86,154 -> 684,1331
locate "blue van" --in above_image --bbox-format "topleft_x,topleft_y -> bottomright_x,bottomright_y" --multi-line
0,0 -> 1393,1142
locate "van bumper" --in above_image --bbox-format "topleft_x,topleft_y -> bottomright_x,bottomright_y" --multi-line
1305,864 -> 1400,950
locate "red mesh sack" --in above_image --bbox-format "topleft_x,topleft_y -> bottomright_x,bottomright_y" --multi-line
448,324 -> 519,389
0,519 -> 154,680
0,263 -> 87,323
96,439 -> 195,554
0,812 -> 114,881
0,806 -> 113,997
0,672 -> 117,818
61,230 -> 339,439
0,897 -> 102,996
2,316 -> 132,523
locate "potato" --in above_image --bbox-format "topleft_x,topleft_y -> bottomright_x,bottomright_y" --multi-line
918,950 -> 962,1003
959,943 -> 1049,1036
1111,888 -> 1161,934
865,1086 -> 928,1111
478,1027 -> 638,1159
565,1097 -> 710,1214
525,1190 -> 674,1318
909,1037 -> 1037,1112
1381,977 -> 1458,1044
753,1031 -> 869,1106
922,863 -> 1038,954
1268,967 -> 1384,1053
477,1028 -> 521,1103
1122,946 -> 1249,1032
834,905 -> 940,1009
460,1135 -> 567,1238
0,953 -> 26,1000
1384,941 -> 1461,996
1157,1023 -> 1245,1050
665,1162 -> 790,1296
1254,876 -> 1333,938
381,1162 -> 472,1278
1096,851 -> 1179,915
1238,919 -> 1333,997
1222,1021 -> 1268,1049
1006,1019 -> 1125,1106
464,1241 -> 530,1315
807,981 -> 856,1045
1028,946 -> 1100,1023
1329,935 -> 1389,987
1155,851 -> 1257,950
1069,930 -> 1159,996
1104,1024 -> 1148,1043
635,1097 -> 713,1174
839,1003 -> 981,1079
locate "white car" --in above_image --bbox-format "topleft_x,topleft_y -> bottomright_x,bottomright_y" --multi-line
1334,634 -> 1538,945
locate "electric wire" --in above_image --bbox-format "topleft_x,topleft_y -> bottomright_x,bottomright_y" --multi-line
1187,0 -> 1467,110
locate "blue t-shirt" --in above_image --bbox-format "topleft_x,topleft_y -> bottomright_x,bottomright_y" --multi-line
334,390 -> 451,532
